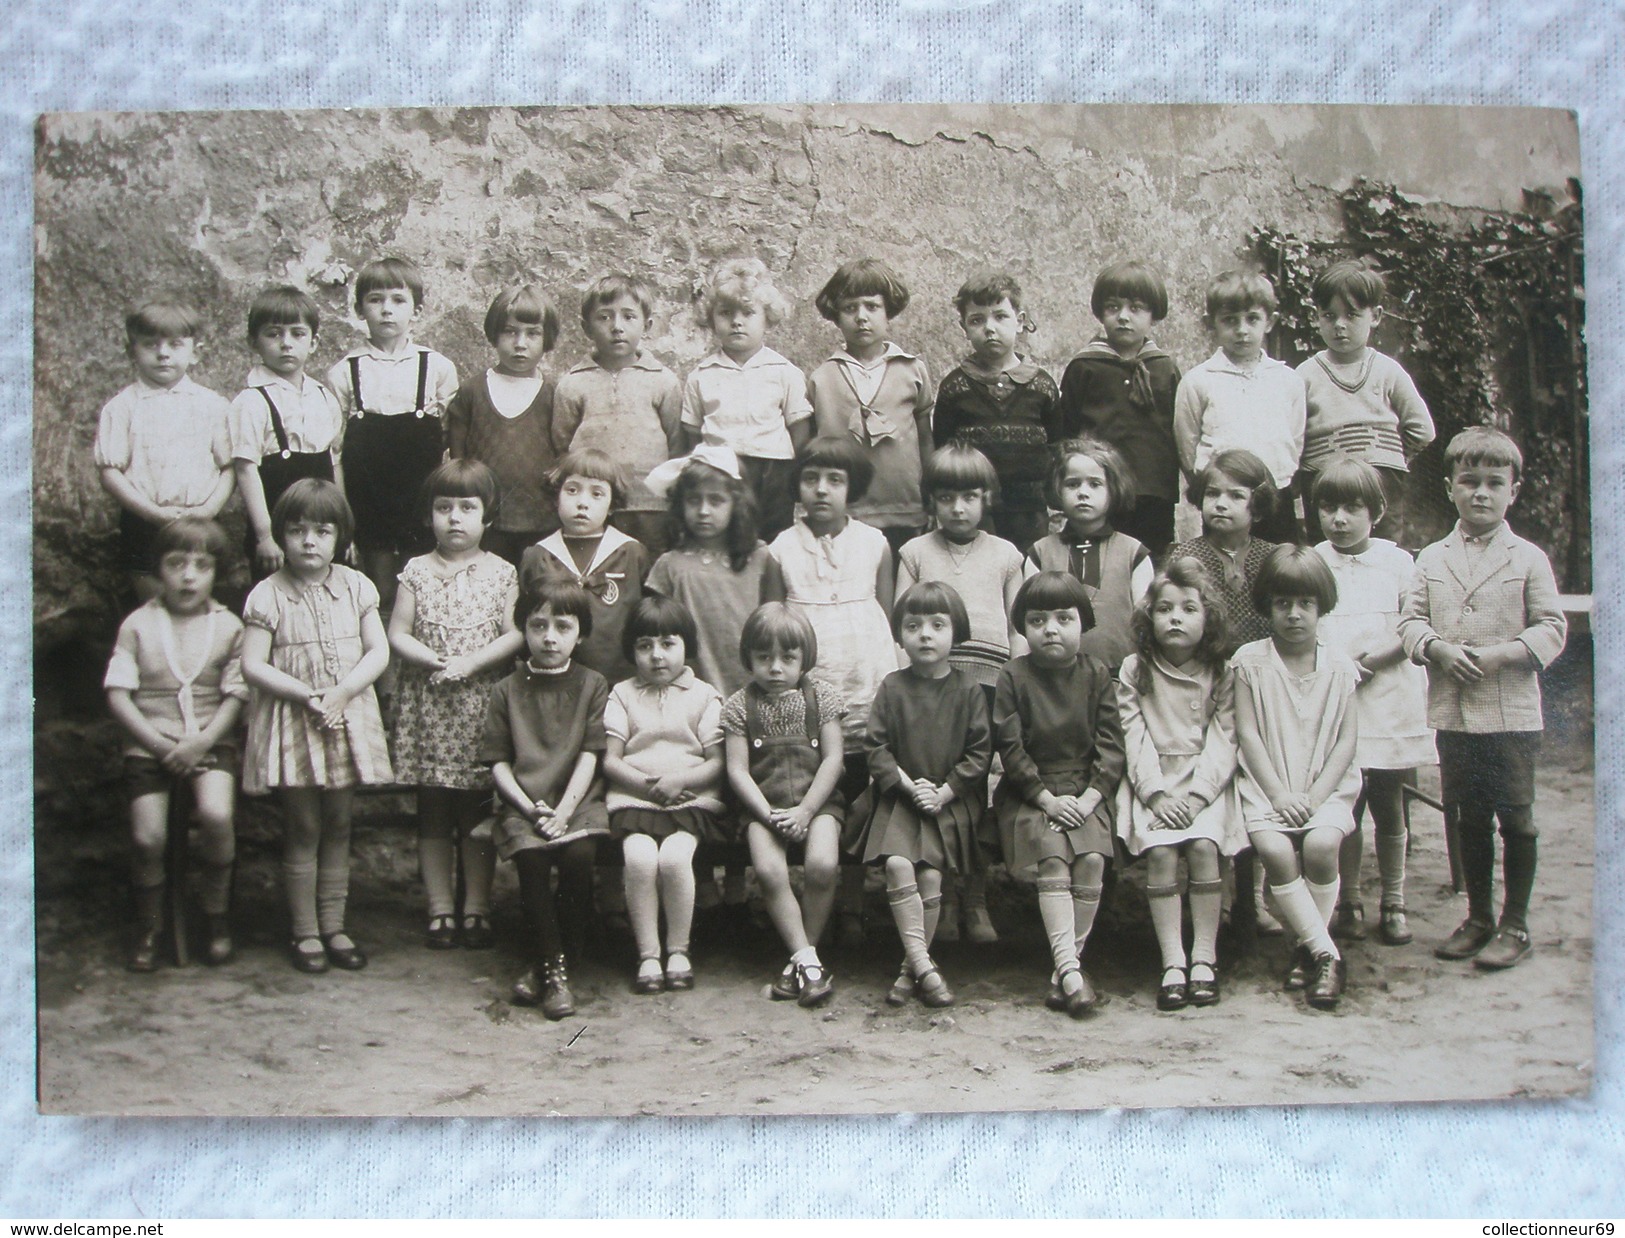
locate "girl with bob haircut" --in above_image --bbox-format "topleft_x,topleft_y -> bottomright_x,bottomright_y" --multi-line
722,602 -> 846,1007
1115,557 -> 1244,1011
994,570 -> 1122,1017
856,581 -> 992,1009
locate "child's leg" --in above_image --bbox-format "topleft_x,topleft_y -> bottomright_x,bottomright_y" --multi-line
1144,846 -> 1186,972
416,787 -> 457,922
1337,815 -> 1364,915
1035,856 -> 1079,976
1302,826 -> 1343,928
883,855 -> 930,977
657,832 -> 699,974
315,789 -> 357,939
747,822 -> 809,955
455,788 -> 495,923
1364,768 -> 1409,910
935,869 -> 960,943
280,788 -> 324,941
514,849 -> 566,965
1457,805 -> 1498,926
1186,840 -> 1223,969
1495,806 -> 1538,933
190,769 -> 237,917
1251,831 -> 1337,959
1071,852 -> 1107,961
622,835 -> 662,968
554,838 -> 596,960
918,864 -> 944,949
800,815 -> 841,948
127,789 -> 170,968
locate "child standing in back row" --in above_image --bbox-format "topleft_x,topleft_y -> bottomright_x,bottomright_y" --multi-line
327,257 -> 460,609
1056,262 -> 1182,560
1399,428 -> 1566,971
1296,261 -> 1435,546
681,258 -> 813,542
552,273 -> 685,554
1174,270 -> 1305,546
808,258 -> 935,558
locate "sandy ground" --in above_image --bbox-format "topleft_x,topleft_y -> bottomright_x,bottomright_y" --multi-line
35,748 -> 1593,1117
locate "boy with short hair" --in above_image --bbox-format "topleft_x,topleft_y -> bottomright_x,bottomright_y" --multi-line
230,285 -> 345,578
551,273 -> 684,554
1397,427 -> 1566,970
326,256 -> 460,607
95,300 -> 236,599
1173,270 -> 1306,544
1296,260 -> 1435,545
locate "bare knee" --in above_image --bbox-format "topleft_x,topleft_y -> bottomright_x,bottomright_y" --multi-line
884,855 -> 915,888
1076,853 -> 1106,884
1145,847 -> 1178,885
1186,839 -> 1220,882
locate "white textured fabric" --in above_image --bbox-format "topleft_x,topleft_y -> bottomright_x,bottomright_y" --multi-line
5,0 -> 1624,1221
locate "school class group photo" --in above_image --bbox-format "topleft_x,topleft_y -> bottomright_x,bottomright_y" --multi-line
87,232 -> 1571,1035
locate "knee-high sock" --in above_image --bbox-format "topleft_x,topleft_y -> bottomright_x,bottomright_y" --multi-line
1071,883 -> 1102,959
1146,882 -> 1186,971
1307,876 -> 1341,928
1036,877 -> 1078,974
461,835 -> 495,918
418,836 -> 456,919
1458,808 -> 1497,924
1188,878 -> 1224,966
1376,817 -> 1408,908
922,892 -> 942,948
197,861 -> 232,917
316,865 -> 351,937
283,858 -> 319,940
515,851 -> 563,963
657,842 -> 698,954
1499,814 -> 1537,932
1338,824 -> 1364,906
1273,876 -> 1338,958
888,883 -> 930,977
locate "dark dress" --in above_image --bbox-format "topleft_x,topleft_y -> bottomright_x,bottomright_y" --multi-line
444,373 -> 560,540
1166,535 -> 1278,656
519,527 -> 650,685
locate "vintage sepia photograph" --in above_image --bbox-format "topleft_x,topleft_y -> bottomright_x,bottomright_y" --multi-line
31,102 -> 1592,1117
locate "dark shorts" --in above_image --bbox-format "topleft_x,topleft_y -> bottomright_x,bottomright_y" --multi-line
611,509 -> 674,558
124,744 -> 240,799
1299,465 -> 1410,547
345,413 -> 443,557
1252,480 -> 1302,545
1436,730 -> 1540,811
119,509 -> 161,574
738,456 -> 799,543
1116,497 -> 1177,563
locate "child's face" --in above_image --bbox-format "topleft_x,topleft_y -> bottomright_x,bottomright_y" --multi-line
1209,305 -> 1275,364
157,549 -> 217,616
493,321 -> 550,377
1268,594 -> 1321,652
129,334 -> 197,389
1200,471 -> 1255,538
1056,453 -> 1111,534
681,476 -> 735,544
835,294 -> 891,356
281,518 -> 339,577
1314,295 -> 1382,361
556,474 -> 614,538
633,634 -> 687,687
1151,584 -> 1206,660
585,295 -> 648,364
898,611 -> 954,669
1098,296 -> 1157,357
1450,462 -> 1519,534
1022,606 -> 1083,666
1318,498 -> 1376,553
932,488 -> 986,542
961,298 -> 1022,365
359,285 -> 419,347
431,494 -> 488,555
524,605 -> 581,669
748,643 -> 804,694
252,322 -> 316,379
712,297 -> 767,362
799,467 -> 850,526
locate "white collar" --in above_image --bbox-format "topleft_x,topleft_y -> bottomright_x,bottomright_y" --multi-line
536,524 -> 636,578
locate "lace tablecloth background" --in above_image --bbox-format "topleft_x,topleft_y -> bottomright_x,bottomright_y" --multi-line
1,0 -> 1621,1217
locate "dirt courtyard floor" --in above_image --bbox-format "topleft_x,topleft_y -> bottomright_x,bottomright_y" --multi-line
35,748 -> 1593,1117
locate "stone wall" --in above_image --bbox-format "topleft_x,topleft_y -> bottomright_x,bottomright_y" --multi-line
34,103 -> 1580,653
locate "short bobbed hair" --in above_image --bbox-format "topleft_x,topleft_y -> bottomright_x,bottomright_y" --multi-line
1186,448 -> 1278,524
354,256 -> 425,312
739,602 -> 818,673
516,579 -> 595,639
247,286 -> 320,341
1310,456 -> 1387,516
1010,571 -> 1095,634
1091,261 -> 1170,322
704,257 -> 791,327
815,258 -> 911,321
954,269 -> 1024,319
153,516 -> 229,568
484,284 -> 560,351
271,478 -> 355,559
890,581 -> 971,646
1127,557 -> 1230,694
1204,269 -> 1278,319
1251,544 -> 1339,615
126,301 -> 202,344
622,594 -> 699,665
1046,437 -> 1138,518
581,272 -> 656,330
551,448 -> 630,512
1312,260 -> 1387,312
1443,426 -> 1524,483
794,435 -> 875,505
420,458 -> 500,526
922,443 -> 1000,503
